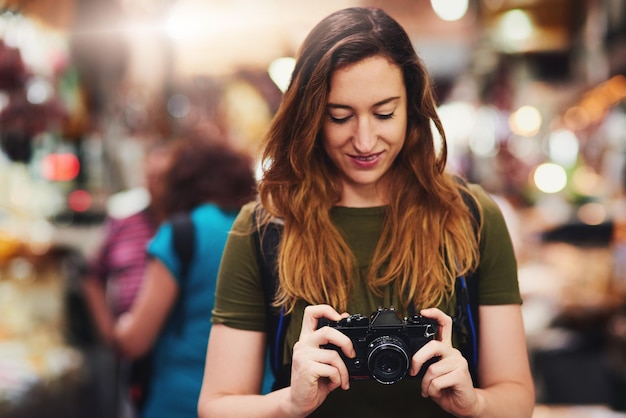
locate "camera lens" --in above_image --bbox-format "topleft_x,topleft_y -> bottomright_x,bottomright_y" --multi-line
367,335 -> 410,384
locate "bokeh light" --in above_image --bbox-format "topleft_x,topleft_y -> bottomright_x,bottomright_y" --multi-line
67,190 -> 92,213
430,0 -> 469,22
41,153 -> 80,182
499,9 -> 533,42
268,57 -> 295,93
577,202 -> 607,225
509,105 -> 542,137
548,129 -> 579,168
533,163 -> 567,194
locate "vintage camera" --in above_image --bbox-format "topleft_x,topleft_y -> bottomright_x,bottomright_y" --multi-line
318,307 -> 439,384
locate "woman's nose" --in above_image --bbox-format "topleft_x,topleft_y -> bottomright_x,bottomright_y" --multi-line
353,117 -> 376,153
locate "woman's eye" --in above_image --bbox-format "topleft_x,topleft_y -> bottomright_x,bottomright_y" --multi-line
329,115 -> 351,124
376,112 -> 394,120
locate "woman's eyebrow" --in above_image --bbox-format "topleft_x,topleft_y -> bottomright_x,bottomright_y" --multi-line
326,103 -> 352,110
326,96 -> 401,109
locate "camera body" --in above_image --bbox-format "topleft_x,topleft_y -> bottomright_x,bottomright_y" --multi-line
318,307 -> 439,384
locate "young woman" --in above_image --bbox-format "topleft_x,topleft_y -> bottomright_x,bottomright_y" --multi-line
199,7 -> 534,418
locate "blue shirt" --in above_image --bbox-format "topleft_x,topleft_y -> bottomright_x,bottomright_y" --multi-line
142,203 -> 238,418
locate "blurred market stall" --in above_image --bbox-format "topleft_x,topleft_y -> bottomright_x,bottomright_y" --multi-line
0,0 -> 626,416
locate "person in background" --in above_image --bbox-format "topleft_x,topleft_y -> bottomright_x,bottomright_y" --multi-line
81,139 -> 172,418
83,139 -> 172,344
113,133 -> 257,418
198,7 -> 534,418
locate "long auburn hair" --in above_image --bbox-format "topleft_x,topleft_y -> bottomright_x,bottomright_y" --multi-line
258,7 -> 480,313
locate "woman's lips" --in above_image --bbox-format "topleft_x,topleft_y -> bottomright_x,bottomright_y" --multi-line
348,151 -> 383,168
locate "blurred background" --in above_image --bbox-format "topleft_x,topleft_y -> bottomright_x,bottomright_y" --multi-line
0,0 -> 625,417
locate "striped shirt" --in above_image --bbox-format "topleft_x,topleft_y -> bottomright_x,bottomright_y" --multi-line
88,208 -> 158,315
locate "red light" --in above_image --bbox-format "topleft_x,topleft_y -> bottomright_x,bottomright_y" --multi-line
68,190 -> 91,212
41,153 -> 80,181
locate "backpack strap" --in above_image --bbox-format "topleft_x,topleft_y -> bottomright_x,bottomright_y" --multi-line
170,211 -> 195,334
251,206 -> 291,390
455,178 -> 481,386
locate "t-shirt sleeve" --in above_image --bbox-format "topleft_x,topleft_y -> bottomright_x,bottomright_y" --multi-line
147,222 -> 181,284
211,202 -> 267,332
471,185 -> 523,305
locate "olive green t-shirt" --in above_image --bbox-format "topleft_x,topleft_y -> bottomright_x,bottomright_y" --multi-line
212,184 -> 521,417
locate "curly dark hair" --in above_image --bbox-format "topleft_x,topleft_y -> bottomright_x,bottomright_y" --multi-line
159,135 -> 257,216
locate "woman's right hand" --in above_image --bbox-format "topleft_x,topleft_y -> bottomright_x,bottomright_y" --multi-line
287,304 -> 355,416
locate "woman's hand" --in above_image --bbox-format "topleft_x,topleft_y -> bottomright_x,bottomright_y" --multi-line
288,304 -> 354,416
411,307 -> 479,417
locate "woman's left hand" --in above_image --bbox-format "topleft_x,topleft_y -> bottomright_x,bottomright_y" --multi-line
410,307 -> 479,417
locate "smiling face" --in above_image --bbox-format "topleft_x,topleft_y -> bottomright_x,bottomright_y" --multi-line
322,55 -> 408,207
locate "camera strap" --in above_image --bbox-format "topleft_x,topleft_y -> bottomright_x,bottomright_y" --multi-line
453,177 -> 482,386
454,274 -> 479,385
405,271 -> 479,387
252,206 -> 291,390
170,211 -> 196,335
